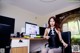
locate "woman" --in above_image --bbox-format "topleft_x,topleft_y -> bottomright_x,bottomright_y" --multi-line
41,16 -> 68,53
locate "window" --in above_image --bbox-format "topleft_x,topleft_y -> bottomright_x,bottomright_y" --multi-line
68,21 -> 79,35
63,20 -> 80,35
78,20 -> 80,34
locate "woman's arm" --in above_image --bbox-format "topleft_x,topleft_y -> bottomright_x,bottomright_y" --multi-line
55,28 -> 68,48
43,28 -> 50,39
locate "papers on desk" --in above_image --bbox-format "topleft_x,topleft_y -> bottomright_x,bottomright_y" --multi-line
30,34 -> 36,38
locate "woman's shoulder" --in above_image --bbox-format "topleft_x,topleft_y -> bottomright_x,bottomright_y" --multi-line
45,28 -> 50,30
45,28 -> 50,33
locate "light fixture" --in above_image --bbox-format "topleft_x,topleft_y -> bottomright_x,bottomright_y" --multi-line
40,0 -> 56,2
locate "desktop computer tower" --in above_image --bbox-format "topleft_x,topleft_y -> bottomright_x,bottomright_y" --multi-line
0,29 -> 11,53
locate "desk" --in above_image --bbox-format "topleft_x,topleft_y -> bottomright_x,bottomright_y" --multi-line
73,52 -> 80,53
11,38 -> 47,53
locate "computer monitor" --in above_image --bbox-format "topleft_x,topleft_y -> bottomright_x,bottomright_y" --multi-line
25,22 -> 39,35
0,15 -> 15,33
39,27 -> 46,36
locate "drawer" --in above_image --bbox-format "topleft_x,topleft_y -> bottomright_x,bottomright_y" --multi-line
11,39 -> 29,47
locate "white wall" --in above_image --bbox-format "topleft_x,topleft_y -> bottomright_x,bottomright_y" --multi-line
34,4 -> 80,27
0,1 -> 80,33
0,2 -> 41,33
35,4 -> 80,28
43,3 -> 80,20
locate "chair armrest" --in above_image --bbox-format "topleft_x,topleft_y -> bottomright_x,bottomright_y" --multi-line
45,42 -> 48,48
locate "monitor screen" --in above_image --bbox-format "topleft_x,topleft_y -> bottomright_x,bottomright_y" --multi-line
39,27 -> 46,35
0,16 -> 15,33
25,22 -> 39,35
0,23 -> 11,40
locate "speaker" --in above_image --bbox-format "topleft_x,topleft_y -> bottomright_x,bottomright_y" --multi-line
16,32 -> 20,37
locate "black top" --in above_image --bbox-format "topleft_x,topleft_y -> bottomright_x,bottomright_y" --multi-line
48,28 -> 60,49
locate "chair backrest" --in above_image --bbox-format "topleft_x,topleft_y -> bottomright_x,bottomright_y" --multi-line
61,31 -> 72,53
61,31 -> 71,46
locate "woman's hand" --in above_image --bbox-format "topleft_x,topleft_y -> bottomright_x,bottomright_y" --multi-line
63,42 -> 68,48
44,36 -> 50,39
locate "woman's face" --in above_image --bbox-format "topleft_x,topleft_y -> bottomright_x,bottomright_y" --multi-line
50,18 -> 55,27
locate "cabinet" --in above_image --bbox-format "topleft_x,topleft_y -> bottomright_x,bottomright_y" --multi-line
11,38 -> 47,53
11,38 -> 29,53
11,47 -> 28,53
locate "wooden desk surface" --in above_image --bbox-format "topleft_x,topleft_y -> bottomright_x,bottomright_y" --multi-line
11,38 -> 47,41
29,38 -> 47,41
73,52 -> 80,53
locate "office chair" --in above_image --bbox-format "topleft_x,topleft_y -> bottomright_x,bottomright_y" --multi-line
44,31 -> 72,53
61,31 -> 72,53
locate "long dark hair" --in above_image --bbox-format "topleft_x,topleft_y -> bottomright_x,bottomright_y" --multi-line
48,16 -> 60,30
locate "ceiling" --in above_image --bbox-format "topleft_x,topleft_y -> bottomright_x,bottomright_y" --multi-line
1,0 -> 80,15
